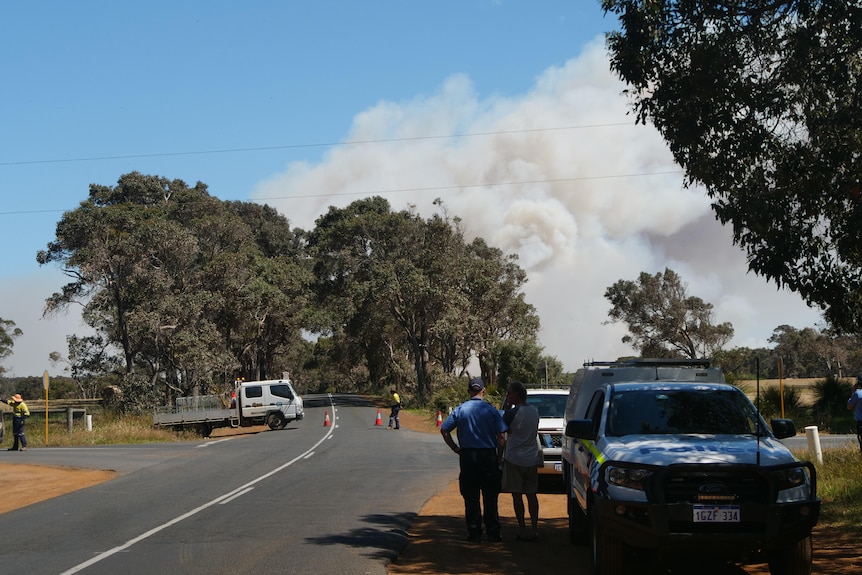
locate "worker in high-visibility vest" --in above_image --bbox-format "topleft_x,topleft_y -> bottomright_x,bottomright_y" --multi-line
2,394 -> 29,451
387,388 -> 402,429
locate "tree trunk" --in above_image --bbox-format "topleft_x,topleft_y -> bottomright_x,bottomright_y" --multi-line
413,338 -> 430,404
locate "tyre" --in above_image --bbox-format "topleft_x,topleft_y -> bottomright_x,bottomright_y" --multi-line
193,423 -> 213,438
266,412 -> 287,430
767,536 -> 812,575
590,503 -> 625,575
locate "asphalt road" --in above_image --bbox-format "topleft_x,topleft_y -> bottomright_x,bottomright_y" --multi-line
0,394 -> 455,575
781,433 -> 858,452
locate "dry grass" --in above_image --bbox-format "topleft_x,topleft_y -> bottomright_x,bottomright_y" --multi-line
795,446 -> 862,530
737,378 -> 820,405
4,412 -> 194,447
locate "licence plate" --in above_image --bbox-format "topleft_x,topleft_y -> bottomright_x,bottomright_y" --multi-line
554,462 -> 562,472
693,505 -> 739,523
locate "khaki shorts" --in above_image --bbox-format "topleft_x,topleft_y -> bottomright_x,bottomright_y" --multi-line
501,459 -> 538,494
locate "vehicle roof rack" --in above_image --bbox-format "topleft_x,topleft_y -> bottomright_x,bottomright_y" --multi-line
583,358 -> 711,369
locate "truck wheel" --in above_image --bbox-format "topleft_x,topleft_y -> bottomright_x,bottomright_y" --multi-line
767,536 -> 812,575
590,504 -> 624,575
266,412 -> 287,430
193,424 -> 212,438
565,469 -> 587,544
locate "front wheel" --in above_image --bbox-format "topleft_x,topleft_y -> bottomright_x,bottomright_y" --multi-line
768,536 -> 812,575
590,502 -> 625,575
266,412 -> 287,430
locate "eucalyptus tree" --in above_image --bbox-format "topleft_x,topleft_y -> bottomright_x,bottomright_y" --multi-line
52,334 -> 122,399
308,197 -> 439,398
493,339 -> 544,390
602,1 -> 862,332
769,324 -> 860,378
38,174 -> 188,374
604,268 -> 734,359
307,197 -> 539,401
38,172 -> 310,404
712,346 -> 772,382
453,237 -> 540,386
0,317 -> 22,375
231,254 -> 312,381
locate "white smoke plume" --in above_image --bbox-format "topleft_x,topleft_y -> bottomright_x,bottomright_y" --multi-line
253,38 -> 821,371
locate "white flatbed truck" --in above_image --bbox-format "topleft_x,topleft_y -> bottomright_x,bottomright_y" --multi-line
153,378 -> 304,437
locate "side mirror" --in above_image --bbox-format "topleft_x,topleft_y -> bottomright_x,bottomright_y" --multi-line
565,419 -> 597,441
770,418 -> 797,439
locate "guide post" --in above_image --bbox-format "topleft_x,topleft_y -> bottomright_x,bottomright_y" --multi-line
43,370 -> 49,444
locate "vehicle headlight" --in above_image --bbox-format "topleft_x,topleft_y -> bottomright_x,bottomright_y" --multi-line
773,466 -> 811,502
606,466 -> 653,491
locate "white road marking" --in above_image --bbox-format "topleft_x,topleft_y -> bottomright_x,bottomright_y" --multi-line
59,398 -> 337,575
219,487 -> 254,505
196,438 -> 233,448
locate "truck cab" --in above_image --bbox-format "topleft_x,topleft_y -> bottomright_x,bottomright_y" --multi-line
237,379 -> 304,430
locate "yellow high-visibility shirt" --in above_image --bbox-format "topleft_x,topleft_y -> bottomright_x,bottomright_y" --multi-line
8,400 -> 29,417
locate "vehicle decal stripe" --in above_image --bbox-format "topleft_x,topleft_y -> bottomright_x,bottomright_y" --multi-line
582,439 -> 606,464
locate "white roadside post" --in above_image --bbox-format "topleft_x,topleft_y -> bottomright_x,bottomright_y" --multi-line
804,425 -> 823,464
43,370 -> 49,445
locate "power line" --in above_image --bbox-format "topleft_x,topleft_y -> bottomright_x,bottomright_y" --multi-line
0,170 -> 683,217
254,171 -> 683,202
0,123 -> 634,167
0,122 -> 681,217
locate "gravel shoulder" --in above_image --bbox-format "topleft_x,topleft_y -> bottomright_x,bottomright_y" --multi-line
388,410 -> 858,575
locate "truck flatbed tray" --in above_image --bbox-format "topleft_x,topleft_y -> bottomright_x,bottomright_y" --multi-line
153,408 -> 234,426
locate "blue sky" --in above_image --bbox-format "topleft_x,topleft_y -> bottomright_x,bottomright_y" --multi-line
0,1 -> 821,377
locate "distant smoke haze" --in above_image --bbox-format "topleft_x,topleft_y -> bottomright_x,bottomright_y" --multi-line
1,39 -> 821,378
254,39 -> 822,370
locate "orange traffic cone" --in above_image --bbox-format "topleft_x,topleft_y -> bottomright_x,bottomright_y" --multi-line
375,409 -> 383,426
323,410 -> 331,427
436,410 -> 443,427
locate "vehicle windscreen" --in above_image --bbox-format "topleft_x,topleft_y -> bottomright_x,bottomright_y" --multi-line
270,384 -> 294,400
526,394 -> 567,418
606,389 -> 761,436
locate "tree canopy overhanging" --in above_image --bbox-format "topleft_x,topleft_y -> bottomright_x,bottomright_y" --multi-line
602,0 -> 862,332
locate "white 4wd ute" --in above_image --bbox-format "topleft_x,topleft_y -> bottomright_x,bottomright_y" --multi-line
562,359 -> 820,575
525,388 -> 568,475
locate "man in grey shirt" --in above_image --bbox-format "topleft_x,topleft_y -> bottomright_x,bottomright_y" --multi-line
501,381 -> 540,541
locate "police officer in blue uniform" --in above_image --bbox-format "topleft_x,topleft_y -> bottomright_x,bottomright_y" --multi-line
440,377 -> 507,542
